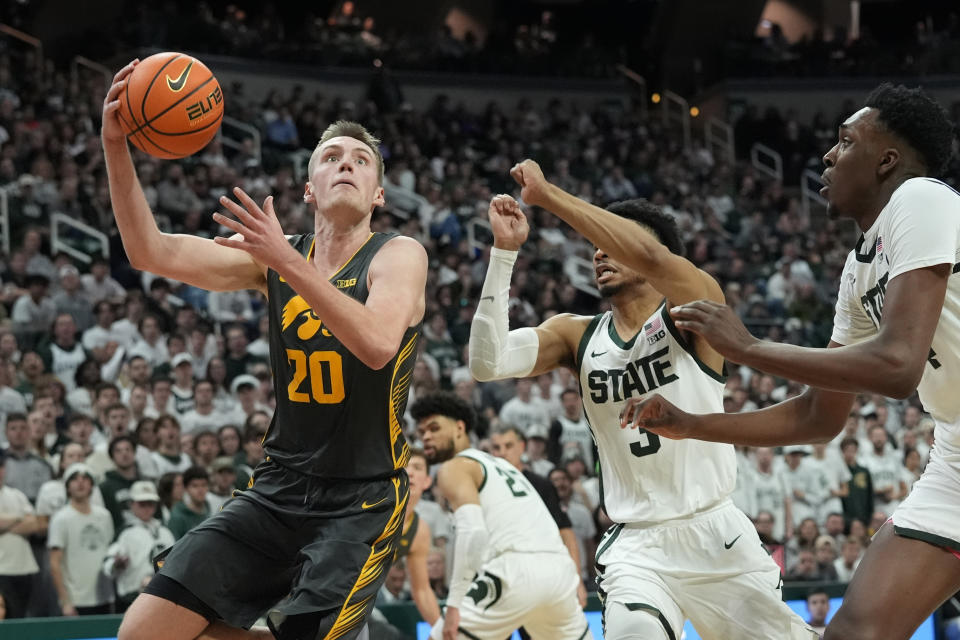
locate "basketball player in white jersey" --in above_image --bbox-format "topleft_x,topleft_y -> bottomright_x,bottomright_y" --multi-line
410,391 -> 591,640
620,84 -> 960,640
469,186 -> 816,638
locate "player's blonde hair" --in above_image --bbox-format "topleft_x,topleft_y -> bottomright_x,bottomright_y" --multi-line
308,120 -> 384,184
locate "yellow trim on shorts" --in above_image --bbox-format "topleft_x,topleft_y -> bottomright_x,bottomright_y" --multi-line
322,475 -> 408,639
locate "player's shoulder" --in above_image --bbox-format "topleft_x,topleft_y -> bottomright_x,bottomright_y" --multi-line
890,177 -> 960,211
540,312 -> 597,333
370,234 -> 428,269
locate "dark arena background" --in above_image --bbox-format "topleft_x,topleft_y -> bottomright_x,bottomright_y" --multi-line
0,0 -> 958,638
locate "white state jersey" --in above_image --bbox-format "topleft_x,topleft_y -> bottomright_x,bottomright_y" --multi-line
456,448 -> 568,559
578,305 -> 736,524
832,178 -> 960,457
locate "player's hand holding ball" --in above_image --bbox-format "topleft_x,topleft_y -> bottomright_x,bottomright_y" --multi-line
104,52 -> 224,159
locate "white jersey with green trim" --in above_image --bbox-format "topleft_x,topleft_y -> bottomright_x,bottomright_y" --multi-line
832,177 -> 960,458
578,304 -> 736,524
456,448 -> 568,559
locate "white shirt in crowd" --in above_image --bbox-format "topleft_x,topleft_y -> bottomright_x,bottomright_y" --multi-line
48,503 -> 115,607
0,485 -> 40,575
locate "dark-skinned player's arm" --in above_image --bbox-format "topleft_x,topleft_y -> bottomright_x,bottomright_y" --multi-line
622,362 -> 856,446
468,194 -> 589,382
434,457 -> 487,640
407,518 -> 441,625
509,159 -> 723,308
102,61 -> 266,294
668,263 -> 949,399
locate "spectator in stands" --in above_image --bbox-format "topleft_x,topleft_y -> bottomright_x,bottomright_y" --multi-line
110,296 -> 145,350
786,549 -> 822,581
823,512 -> 846,547
169,353 -> 196,415
782,444 -> 821,525
81,257 -> 125,306
234,419 -> 267,489
48,463 -> 114,615
103,480 -> 174,612
166,465 -> 211,539
834,537 -> 862,582
426,547 -> 448,600
11,273 -> 55,350
206,356 -> 234,413
217,424 -> 242,463
223,324 -> 263,383
498,377 -> 550,438
156,472 -> 183,524
377,561 -> 410,605
862,423 -> 906,516
192,431 -> 220,470
840,438 -> 874,527
179,379 -> 229,436
814,535 -> 839,581
3,412 -> 51,503
128,314 -> 168,369
52,264 -> 94,332
806,588 -> 831,635
38,313 -> 86,394
206,456 -> 236,512
150,415 -> 191,476
548,466 -> 595,582
752,446 -> 792,541
0,449 -> 40,618
549,388 -> 592,469
225,374 -> 271,425
35,443 -> 106,530
0,361 -> 27,431
99,435 -> 142,534
66,358 -> 101,417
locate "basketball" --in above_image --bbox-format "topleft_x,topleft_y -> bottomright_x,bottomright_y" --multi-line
116,52 -> 224,160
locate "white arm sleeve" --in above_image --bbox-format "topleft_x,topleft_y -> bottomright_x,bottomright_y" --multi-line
468,248 -> 539,382
446,503 -> 489,609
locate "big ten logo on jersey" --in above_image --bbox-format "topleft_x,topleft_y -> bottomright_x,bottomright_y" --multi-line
586,345 -> 678,404
281,295 -> 344,404
644,315 -> 665,345
186,86 -> 223,124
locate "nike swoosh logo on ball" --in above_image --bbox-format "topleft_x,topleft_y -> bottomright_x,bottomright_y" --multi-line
166,61 -> 194,92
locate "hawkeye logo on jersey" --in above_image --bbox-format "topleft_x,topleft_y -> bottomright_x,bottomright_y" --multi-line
586,345 -> 679,404
281,295 -> 332,340
645,316 -> 665,345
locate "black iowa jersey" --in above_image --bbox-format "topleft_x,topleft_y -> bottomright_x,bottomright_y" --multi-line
264,232 -> 420,480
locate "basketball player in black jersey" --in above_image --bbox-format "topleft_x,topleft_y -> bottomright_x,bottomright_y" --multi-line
103,61 -> 427,640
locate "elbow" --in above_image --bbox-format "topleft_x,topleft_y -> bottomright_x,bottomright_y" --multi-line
468,359 -> 494,382
880,361 -> 923,400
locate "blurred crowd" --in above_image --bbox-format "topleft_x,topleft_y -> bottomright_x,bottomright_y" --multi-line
1,27 -> 960,633
728,11 -> 960,78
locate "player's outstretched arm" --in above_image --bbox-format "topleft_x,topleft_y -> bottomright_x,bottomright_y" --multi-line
622,364 -> 855,446
102,61 -> 266,293
468,195 -> 584,381
510,159 -> 722,307
435,458 -> 488,640
670,263 -> 950,398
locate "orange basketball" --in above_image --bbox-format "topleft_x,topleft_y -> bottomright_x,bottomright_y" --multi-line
116,52 -> 224,160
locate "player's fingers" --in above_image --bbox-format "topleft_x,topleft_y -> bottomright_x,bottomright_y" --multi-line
105,79 -> 127,103
262,195 -> 277,219
103,100 -> 121,115
232,187 -> 265,217
219,195 -> 258,225
212,212 -> 247,235
213,235 -> 244,250
111,59 -> 139,84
